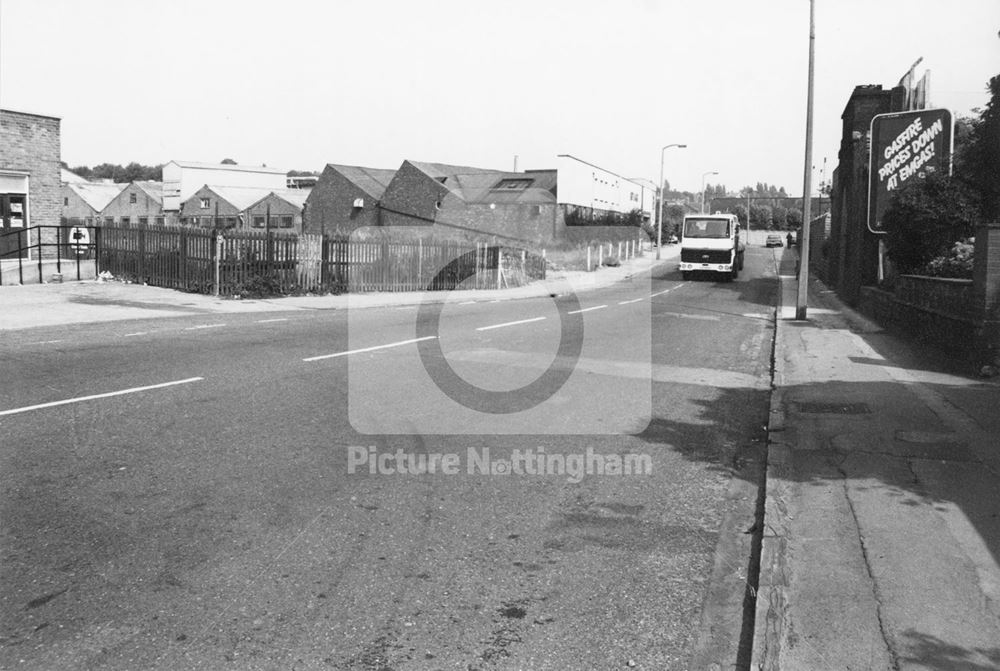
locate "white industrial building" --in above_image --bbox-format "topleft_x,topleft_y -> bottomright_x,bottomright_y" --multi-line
555,154 -> 656,220
162,160 -> 286,212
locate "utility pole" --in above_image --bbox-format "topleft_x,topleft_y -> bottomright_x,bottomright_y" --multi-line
656,144 -> 687,260
796,0 -> 816,320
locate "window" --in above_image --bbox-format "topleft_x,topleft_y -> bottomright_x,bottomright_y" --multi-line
64,197 -> 68,206
252,216 -> 265,228
105,217 -> 114,225
199,197 -> 210,209
492,178 -> 533,191
138,217 -> 148,226
155,216 -> 165,226
280,216 -> 293,228
224,217 -> 237,228
120,217 -> 130,226
130,192 -> 137,204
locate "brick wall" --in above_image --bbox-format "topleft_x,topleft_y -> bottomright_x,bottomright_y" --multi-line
103,184 -> 164,224
857,223 -> 1000,365
303,166 -> 380,235
379,162 -> 446,227
0,109 -> 62,258
245,194 -> 303,233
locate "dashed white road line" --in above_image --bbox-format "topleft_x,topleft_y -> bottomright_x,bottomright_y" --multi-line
618,298 -> 644,305
458,301 -> 477,305
256,318 -> 288,323
303,336 -> 438,362
651,282 -> 687,297
123,332 -> 148,337
567,305 -> 607,315
30,339 -> 64,345
476,316 -> 547,332
0,377 -> 204,417
184,324 -> 226,330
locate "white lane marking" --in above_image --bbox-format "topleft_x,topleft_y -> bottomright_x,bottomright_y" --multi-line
476,316 -> 547,332
567,305 -> 607,315
123,332 -> 148,337
184,324 -> 225,330
618,298 -> 645,305
256,318 -> 288,323
0,377 -> 204,417
30,339 -> 64,345
459,301 -> 477,305
303,336 -> 438,362
650,282 -> 688,297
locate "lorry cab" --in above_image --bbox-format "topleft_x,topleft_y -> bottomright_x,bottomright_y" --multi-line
678,213 -> 746,281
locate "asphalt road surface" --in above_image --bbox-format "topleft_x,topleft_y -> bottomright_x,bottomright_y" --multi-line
0,248 -> 783,670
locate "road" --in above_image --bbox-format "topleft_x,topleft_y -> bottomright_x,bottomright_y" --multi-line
0,247 -> 783,670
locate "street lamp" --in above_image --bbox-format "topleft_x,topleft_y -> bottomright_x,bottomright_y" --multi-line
701,171 -> 719,214
656,143 -> 687,260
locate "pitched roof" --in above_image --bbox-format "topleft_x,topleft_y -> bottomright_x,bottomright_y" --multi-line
194,185 -> 307,211
169,160 -> 286,175
326,164 -> 396,200
67,182 -> 128,212
451,170 -> 558,205
202,185 -> 275,210
61,168 -> 88,183
405,160 -> 501,198
132,181 -> 163,204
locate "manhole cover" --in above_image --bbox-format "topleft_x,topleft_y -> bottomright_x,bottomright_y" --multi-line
795,402 -> 871,415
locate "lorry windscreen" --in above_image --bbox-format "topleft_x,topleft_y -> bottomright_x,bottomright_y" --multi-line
683,219 -> 731,239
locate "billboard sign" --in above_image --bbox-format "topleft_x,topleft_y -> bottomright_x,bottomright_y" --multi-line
867,108 -> 952,233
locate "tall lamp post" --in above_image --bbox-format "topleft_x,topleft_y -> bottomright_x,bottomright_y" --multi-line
700,171 -> 718,214
656,143 -> 687,259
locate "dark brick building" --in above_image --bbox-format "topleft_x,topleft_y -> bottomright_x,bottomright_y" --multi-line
303,164 -> 396,234
1,109 -> 61,260
828,84 -> 906,304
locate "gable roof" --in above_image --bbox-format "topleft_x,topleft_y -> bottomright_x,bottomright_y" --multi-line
405,160 -> 500,198
67,182 -> 128,212
326,164 -> 396,200
131,180 -> 164,204
191,185 -> 308,212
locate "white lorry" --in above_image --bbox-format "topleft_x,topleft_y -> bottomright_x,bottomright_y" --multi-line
678,213 -> 746,281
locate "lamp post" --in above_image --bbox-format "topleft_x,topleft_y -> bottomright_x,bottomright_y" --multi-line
796,0 -> 816,320
700,171 -> 718,214
656,143 -> 687,260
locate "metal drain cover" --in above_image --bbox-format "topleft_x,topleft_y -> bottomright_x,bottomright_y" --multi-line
795,401 -> 871,415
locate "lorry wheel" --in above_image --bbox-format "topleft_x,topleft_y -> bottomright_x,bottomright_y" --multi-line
682,271 -> 691,280
738,253 -> 745,271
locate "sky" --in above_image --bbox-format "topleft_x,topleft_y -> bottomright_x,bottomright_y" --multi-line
0,0 -> 997,194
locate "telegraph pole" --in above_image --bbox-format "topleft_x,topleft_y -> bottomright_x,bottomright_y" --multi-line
796,0 -> 816,320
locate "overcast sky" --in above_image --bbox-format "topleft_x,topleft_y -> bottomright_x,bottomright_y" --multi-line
1,0 -> 996,194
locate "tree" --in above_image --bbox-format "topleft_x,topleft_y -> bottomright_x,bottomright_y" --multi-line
772,204 -> 789,230
883,171 -> 980,273
955,74 -> 1000,220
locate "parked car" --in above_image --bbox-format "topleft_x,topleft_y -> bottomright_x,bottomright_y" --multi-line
765,234 -> 784,248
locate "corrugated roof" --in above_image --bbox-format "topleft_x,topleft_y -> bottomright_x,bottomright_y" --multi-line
327,164 -> 396,200
261,189 -> 309,209
67,182 -> 128,211
169,160 -> 286,175
452,170 -> 558,205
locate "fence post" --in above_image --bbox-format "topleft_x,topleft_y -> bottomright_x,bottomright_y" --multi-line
418,238 -> 423,289
495,247 -> 502,289
598,243 -> 603,268
214,232 -> 223,297
587,245 -> 592,272
617,241 -> 622,261
16,229 -> 24,285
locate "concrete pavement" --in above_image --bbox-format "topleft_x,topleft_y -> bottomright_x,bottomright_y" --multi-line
0,245 -> 680,331
754,258 -> 1000,670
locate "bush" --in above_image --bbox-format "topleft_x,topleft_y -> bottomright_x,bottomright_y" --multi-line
882,172 -> 980,274
920,238 -> 975,278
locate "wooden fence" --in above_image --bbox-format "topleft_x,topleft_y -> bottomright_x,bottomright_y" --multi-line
96,225 -> 546,296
